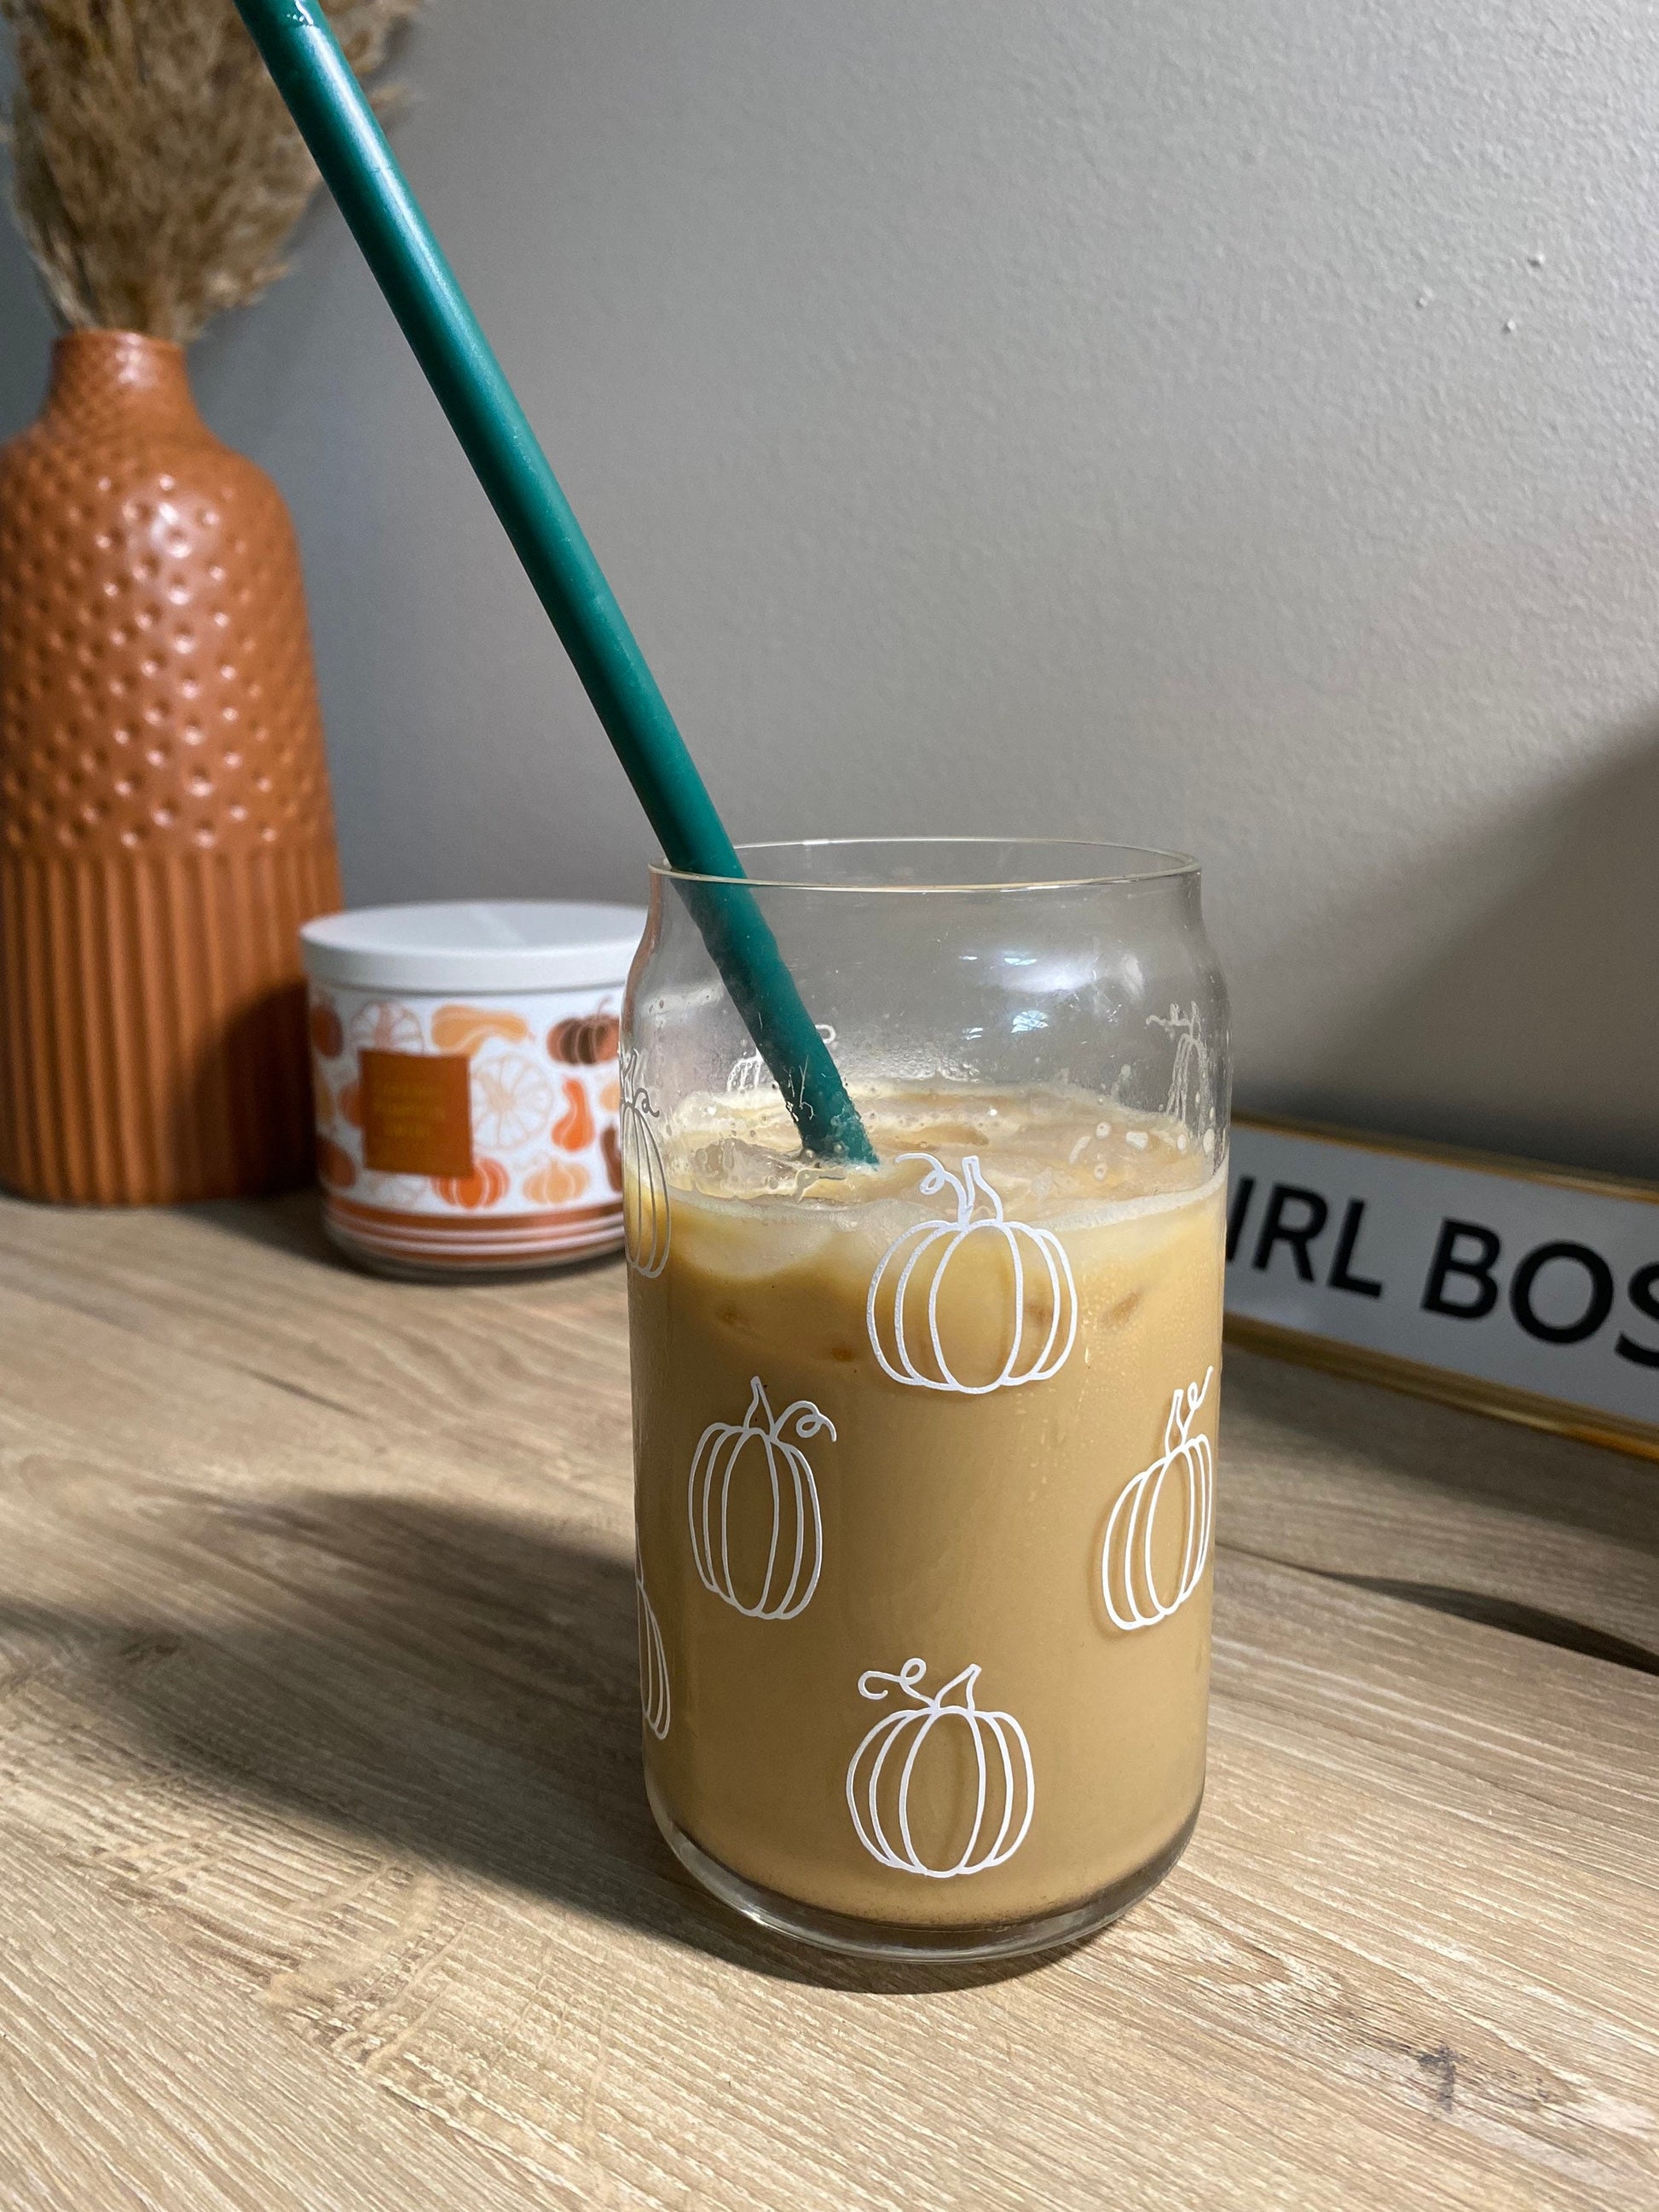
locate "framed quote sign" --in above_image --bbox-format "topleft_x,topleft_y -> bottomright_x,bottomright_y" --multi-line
1224,1115 -> 1659,1463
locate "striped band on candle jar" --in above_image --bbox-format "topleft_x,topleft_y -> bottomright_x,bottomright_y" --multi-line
299,900 -> 645,1279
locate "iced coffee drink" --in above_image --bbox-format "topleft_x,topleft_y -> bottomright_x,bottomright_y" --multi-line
629,1084 -> 1223,1949
624,838 -> 1228,1957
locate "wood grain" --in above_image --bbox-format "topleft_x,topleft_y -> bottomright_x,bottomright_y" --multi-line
0,1189 -> 1654,2210
0,1833 -> 536,2212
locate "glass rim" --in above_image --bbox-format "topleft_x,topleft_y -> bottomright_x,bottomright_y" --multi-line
650,836 -> 1200,893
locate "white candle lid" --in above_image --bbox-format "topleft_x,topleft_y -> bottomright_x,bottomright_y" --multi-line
300,900 -> 647,993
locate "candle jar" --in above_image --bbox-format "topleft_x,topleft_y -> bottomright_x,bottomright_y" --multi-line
625,840 -> 1229,1960
300,900 -> 643,1279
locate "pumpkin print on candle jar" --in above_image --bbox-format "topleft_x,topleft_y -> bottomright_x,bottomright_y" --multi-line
300,902 -> 645,1279
549,1009 -> 621,1066
430,1003 -> 533,1055
551,1077 -> 595,1154
310,997 -> 345,1062
431,1157 -> 512,1211
522,1154 -> 590,1206
470,1054 -> 557,1155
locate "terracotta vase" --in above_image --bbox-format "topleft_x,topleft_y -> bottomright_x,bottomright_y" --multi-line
0,330 -> 342,1203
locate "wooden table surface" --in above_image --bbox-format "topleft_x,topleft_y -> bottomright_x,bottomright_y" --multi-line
1,1191 -> 1655,2212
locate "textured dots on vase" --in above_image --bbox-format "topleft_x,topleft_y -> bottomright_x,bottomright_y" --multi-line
0,331 -> 343,1200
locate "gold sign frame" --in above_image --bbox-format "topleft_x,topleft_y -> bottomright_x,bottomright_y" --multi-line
1224,1113 -> 1659,1465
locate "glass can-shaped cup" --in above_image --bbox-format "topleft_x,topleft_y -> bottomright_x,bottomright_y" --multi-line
625,841 -> 1229,1960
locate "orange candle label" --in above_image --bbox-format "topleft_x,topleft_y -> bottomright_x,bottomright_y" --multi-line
360,1050 -> 473,1176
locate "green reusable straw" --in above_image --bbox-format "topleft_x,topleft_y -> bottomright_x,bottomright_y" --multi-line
232,0 -> 874,1165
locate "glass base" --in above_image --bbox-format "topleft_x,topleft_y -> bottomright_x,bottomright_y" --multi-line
647,1770 -> 1203,1963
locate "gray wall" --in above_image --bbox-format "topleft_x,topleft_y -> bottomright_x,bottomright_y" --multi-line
5,0 -> 1659,1175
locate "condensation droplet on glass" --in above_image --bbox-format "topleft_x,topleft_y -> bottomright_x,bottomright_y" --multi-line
1202,1129 -> 1217,1156
1127,1129 -> 1149,1151
1095,1121 -> 1110,1139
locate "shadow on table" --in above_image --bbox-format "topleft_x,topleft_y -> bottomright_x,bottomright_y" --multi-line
182,1187 -> 631,1292
185,1187 -> 341,1267
1223,1343 -> 1659,1559
19,1493 -> 1065,1995
1219,1345 -> 1659,1676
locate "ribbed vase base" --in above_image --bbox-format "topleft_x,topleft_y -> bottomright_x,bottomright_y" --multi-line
0,843 -> 339,1204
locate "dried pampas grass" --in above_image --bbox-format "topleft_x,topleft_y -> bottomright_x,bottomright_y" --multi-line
2,0 -> 419,343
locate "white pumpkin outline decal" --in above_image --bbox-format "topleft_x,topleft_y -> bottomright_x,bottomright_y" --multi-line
865,1152 -> 1078,1395
1147,1002 -> 1208,1125
725,1022 -> 837,1094
619,1046 -> 671,1278
688,1377 -> 835,1621
847,1657 -> 1036,1879
635,1551 -> 671,1739
1101,1366 -> 1216,1632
